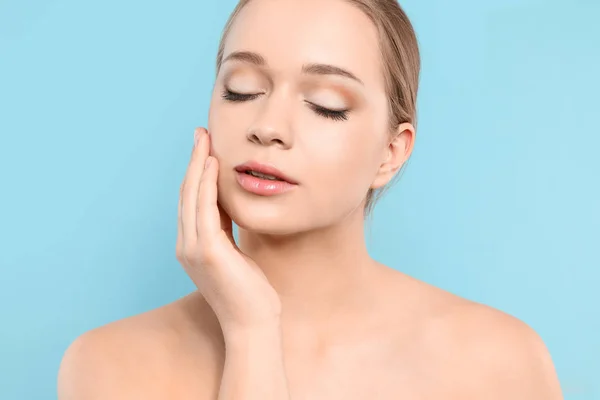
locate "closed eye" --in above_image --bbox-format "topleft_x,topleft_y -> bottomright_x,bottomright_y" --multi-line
221,88 -> 350,122
221,88 -> 261,102
305,101 -> 349,121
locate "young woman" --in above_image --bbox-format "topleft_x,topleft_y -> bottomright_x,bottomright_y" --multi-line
58,0 -> 563,398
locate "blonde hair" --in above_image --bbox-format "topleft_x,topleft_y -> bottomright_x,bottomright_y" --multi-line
215,0 -> 420,217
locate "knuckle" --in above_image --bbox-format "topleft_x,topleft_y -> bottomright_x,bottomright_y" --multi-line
179,237 -> 219,266
175,244 -> 183,262
198,239 -> 218,261
183,246 -> 202,264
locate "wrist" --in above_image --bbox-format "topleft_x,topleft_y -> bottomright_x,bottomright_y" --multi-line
223,318 -> 283,348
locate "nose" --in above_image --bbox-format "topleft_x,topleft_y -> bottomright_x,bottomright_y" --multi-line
246,95 -> 293,149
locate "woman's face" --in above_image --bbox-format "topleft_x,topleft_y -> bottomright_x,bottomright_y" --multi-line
208,0 -> 402,234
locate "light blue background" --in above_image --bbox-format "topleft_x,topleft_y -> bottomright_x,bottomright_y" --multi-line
1,0 -> 598,398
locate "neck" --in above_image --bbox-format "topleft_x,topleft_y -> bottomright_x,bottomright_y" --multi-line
237,206 -> 381,327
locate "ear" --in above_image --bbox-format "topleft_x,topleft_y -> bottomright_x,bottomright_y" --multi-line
370,122 -> 415,190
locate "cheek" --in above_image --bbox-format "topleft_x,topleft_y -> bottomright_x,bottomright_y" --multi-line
305,127 -> 381,203
208,100 -> 241,159
311,123 -> 379,174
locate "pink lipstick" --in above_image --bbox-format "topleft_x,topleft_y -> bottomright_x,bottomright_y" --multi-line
234,161 -> 298,196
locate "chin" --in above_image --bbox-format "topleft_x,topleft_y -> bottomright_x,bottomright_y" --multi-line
219,189 -> 307,236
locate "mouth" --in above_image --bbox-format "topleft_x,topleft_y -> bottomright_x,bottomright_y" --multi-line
234,161 -> 298,196
234,161 -> 298,185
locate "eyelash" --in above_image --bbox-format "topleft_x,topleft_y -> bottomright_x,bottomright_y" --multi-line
221,88 -> 349,121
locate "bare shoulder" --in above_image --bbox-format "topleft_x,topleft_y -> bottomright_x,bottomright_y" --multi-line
57,291 -> 224,400
393,271 -> 564,399
455,300 -> 562,398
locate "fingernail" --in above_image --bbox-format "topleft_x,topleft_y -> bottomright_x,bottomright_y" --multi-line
204,157 -> 212,169
194,130 -> 199,147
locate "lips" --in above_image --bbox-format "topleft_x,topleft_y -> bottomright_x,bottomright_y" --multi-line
234,161 -> 298,185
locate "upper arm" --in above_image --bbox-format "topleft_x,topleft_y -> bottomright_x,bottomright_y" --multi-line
57,331 -> 115,400
57,327 -> 144,400
486,321 -> 562,399
58,332 -> 98,400
57,304 -> 222,400
454,304 -> 563,399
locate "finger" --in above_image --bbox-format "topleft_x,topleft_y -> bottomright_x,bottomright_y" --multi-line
176,181 -> 184,258
196,155 -> 223,245
217,200 -> 237,249
177,134 -> 198,259
204,130 -> 235,246
181,127 -> 209,244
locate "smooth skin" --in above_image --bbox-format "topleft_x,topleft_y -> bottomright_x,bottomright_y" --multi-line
58,0 -> 563,399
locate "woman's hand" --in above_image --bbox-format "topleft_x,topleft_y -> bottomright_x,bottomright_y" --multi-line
176,127 -> 282,336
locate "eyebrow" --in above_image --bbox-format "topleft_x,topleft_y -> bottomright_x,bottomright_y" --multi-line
222,51 -> 364,85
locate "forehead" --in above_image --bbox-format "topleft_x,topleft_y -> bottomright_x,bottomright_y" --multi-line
223,0 -> 384,87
